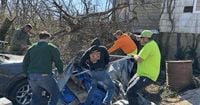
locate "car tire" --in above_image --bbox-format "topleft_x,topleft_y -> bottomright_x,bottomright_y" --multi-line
9,80 -> 32,105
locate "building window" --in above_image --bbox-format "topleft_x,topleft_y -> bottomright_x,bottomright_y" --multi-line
184,6 -> 193,13
193,0 -> 200,13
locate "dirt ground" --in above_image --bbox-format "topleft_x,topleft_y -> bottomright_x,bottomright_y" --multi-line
144,81 -> 200,105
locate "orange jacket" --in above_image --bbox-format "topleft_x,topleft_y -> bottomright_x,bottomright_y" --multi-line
108,34 -> 137,54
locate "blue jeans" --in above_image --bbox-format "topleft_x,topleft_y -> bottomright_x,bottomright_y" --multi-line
28,73 -> 60,105
85,70 -> 114,104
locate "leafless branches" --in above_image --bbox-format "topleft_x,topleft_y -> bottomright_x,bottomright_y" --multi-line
166,0 -> 176,32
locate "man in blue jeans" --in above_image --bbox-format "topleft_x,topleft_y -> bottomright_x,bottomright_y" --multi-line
81,38 -> 114,105
23,31 -> 63,105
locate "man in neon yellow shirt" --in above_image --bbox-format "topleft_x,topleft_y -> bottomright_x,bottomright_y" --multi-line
126,30 -> 161,105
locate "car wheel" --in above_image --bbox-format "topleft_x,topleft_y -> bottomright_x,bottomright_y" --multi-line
9,80 -> 32,105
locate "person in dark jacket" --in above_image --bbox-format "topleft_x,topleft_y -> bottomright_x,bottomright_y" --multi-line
81,38 -> 114,105
23,31 -> 63,105
10,24 -> 32,55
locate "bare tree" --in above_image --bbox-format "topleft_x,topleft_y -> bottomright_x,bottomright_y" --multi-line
0,0 -> 130,60
0,0 -> 7,16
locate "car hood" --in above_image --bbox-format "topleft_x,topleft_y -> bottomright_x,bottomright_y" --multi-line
0,54 -> 24,64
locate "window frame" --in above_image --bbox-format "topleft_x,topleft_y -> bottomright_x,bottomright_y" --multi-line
193,0 -> 200,13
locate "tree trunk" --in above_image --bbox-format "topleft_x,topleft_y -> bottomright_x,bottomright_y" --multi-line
0,17 -> 16,41
0,0 -> 7,17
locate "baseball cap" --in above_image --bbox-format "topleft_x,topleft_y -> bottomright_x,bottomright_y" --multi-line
39,31 -> 52,39
24,24 -> 33,29
136,30 -> 153,38
113,30 -> 123,36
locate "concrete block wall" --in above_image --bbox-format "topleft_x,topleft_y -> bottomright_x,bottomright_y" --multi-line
160,0 -> 200,33
159,33 -> 200,60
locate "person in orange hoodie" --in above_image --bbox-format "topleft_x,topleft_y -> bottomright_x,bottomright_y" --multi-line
108,30 -> 138,56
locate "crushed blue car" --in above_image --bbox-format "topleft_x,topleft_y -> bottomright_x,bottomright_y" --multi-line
58,55 -> 135,105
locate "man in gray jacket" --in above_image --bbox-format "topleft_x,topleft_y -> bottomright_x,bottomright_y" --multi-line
10,24 -> 32,55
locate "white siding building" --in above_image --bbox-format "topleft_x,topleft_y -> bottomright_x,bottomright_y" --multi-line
160,0 -> 200,33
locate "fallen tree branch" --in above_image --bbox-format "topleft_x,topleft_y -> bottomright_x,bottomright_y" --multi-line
53,0 -> 75,19
81,3 -> 129,20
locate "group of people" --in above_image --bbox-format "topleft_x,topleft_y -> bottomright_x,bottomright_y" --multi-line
11,24 -> 161,105
81,29 -> 161,105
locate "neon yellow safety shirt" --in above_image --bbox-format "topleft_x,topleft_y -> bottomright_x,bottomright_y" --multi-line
136,40 -> 161,81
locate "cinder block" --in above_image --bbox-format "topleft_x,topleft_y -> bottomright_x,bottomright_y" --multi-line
160,14 -> 169,20
184,0 -> 193,6
0,97 -> 12,105
197,27 -> 200,33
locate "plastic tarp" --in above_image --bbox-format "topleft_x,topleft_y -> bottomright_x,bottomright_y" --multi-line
108,56 -> 135,89
57,55 -> 135,91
